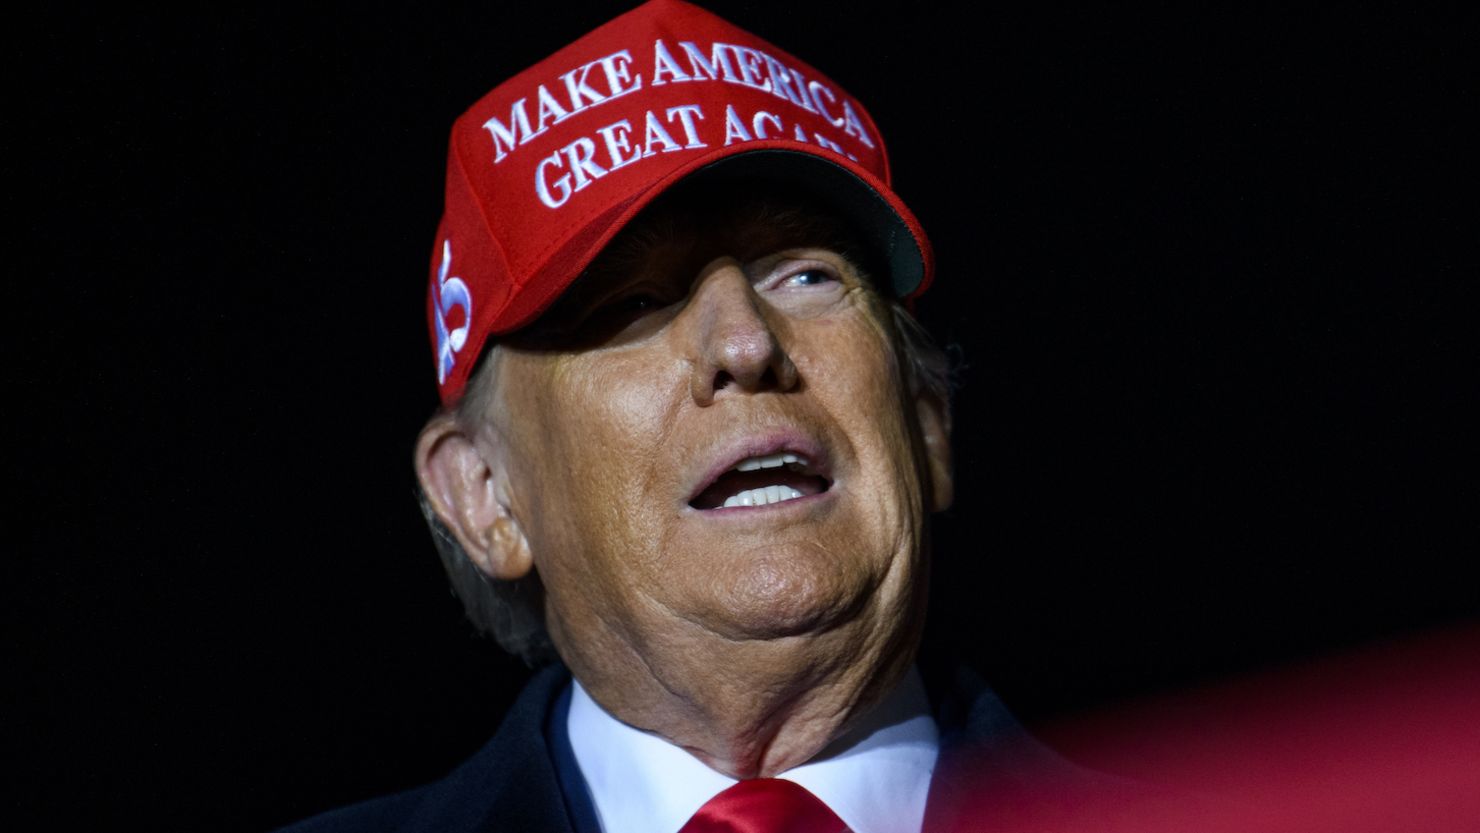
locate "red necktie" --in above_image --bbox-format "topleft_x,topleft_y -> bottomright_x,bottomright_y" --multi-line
678,778 -> 853,833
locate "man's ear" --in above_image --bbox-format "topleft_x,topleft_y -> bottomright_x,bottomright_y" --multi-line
915,386 -> 954,513
414,413 -> 533,581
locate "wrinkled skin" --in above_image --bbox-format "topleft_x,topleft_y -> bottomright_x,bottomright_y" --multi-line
417,193 -> 952,777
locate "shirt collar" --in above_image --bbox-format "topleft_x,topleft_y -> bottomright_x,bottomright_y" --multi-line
567,668 -> 939,833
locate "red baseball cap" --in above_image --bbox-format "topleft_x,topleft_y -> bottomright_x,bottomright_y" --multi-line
428,0 -> 934,404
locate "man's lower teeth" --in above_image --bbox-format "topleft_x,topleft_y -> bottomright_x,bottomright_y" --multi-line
721,485 -> 804,508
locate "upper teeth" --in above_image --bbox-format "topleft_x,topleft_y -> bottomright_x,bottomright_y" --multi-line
733,452 -> 803,472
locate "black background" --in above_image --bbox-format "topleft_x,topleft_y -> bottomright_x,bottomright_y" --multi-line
11,4 -> 1475,830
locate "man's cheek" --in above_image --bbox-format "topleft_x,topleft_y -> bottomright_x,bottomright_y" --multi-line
819,335 -> 902,409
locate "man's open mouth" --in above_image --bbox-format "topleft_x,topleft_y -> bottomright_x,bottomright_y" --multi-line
689,452 -> 832,510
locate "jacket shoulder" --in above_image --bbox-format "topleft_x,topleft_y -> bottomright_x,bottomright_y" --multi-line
273,664 -> 575,833
275,788 -> 425,833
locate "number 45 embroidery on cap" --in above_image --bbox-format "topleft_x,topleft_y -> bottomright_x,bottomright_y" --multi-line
434,239 -> 473,385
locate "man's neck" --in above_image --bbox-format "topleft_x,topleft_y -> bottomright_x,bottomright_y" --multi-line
568,667 -> 939,833
551,602 -> 926,777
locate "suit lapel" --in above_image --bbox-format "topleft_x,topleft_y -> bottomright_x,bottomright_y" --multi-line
399,664 -> 577,833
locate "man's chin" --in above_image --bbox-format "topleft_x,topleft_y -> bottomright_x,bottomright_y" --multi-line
678,565 -> 881,643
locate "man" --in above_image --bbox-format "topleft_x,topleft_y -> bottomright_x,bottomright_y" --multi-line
284,2 -> 1094,830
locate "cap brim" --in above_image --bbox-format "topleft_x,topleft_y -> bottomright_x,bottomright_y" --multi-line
487,145 -> 933,337
679,149 -> 931,300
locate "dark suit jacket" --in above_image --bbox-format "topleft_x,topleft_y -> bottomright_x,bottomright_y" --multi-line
278,662 -> 1108,833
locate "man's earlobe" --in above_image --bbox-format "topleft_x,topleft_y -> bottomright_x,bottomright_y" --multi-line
915,391 -> 954,513
414,414 -> 534,581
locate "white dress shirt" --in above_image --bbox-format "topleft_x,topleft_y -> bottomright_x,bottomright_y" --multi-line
567,668 -> 940,833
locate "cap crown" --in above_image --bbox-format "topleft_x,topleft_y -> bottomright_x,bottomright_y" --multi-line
428,0 -> 930,403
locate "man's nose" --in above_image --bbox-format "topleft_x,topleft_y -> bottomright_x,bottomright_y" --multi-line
680,260 -> 799,406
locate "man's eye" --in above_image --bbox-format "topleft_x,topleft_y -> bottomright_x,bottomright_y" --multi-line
778,268 -> 837,288
582,291 -> 673,334
606,292 -> 665,314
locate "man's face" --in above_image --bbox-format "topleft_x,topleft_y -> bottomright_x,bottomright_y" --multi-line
465,189 -> 950,707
